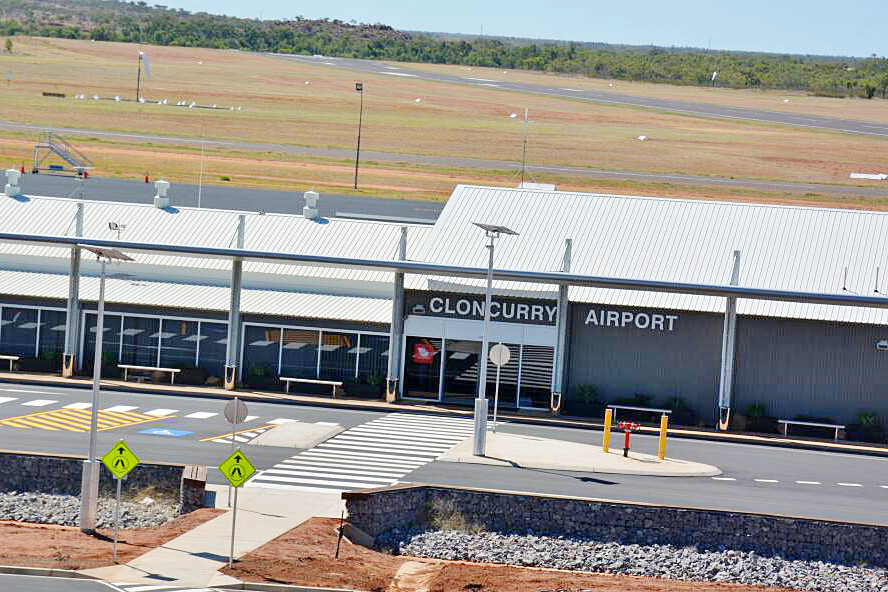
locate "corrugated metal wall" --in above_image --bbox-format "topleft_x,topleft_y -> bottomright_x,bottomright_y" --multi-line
567,304 -> 723,420
568,303 -> 888,425
734,317 -> 888,424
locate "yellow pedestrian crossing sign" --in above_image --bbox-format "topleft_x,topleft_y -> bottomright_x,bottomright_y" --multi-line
219,449 -> 255,488
101,440 -> 140,480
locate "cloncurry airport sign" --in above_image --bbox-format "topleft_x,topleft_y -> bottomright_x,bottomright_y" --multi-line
407,291 -> 558,326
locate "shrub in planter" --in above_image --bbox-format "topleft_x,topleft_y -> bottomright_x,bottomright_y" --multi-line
743,402 -> 778,434
564,384 -> 606,418
344,373 -> 385,399
846,411 -> 886,443
16,356 -> 57,373
664,397 -> 697,426
178,367 -> 209,386
245,363 -> 280,390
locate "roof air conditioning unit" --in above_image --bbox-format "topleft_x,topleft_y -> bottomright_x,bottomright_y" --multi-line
4,169 -> 21,197
154,179 -> 170,209
303,190 -> 319,220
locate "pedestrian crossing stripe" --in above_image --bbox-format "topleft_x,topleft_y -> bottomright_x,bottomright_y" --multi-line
0,407 -> 171,432
199,423 -> 275,443
246,412 -> 474,493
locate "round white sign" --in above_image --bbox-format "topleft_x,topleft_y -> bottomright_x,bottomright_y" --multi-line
224,398 -> 248,424
489,343 -> 511,367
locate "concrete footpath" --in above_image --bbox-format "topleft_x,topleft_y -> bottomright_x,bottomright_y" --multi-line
440,432 -> 722,476
81,485 -> 344,588
2,371 -> 887,457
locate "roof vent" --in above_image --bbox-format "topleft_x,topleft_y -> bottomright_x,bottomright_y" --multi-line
153,179 -> 170,209
303,190 -> 319,220
4,169 -> 21,197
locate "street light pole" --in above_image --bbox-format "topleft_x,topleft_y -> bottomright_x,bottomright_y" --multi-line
79,246 -> 133,533
353,82 -> 363,190
471,223 -> 518,457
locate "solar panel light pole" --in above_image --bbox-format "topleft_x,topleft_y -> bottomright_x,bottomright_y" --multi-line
472,222 -> 519,456
79,245 -> 134,533
353,82 -> 363,190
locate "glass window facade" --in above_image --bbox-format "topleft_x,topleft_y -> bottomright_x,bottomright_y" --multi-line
159,319 -> 198,368
357,334 -> 389,382
484,342 -> 521,409
319,331 -> 358,381
198,322 -> 228,380
39,310 -> 67,359
121,316 -> 160,366
242,325 -> 281,387
280,328 -> 319,379
404,337 -> 442,400
518,345 -> 554,409
83,313 -> 123,370
0,307 -> 38,357
442,339 -> 480,406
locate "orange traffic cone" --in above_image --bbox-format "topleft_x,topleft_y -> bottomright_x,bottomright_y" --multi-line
145,173 -> 149,183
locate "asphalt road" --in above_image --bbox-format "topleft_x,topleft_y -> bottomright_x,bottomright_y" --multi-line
274,54 -> 888,139
0,574 -> 116,592
15,174 -> 443,223
0,381 -> 886,525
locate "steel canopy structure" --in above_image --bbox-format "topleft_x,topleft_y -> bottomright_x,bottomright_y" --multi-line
1,230 -> 888,310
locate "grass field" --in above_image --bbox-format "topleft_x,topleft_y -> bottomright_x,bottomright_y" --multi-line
1,37 -> 887,206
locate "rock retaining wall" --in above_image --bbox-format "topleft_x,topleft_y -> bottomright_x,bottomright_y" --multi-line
0,450 -> 206,513
344,485 -> 888,568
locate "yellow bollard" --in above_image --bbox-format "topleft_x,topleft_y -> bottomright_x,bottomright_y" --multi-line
602,408 -> 613,453
658,414 -> 669,460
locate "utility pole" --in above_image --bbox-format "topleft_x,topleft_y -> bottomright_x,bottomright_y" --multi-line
354,82 -> 363,190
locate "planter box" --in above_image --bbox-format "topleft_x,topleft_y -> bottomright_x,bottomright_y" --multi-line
343,382 -> 384,399
846,423 -> 887,444
745,415 -> 779,434
16,358 -> 58,373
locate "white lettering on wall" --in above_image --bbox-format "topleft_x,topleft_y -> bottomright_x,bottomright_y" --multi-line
584,308 -> 679,332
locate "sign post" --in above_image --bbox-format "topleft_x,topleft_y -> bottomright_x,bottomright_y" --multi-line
100,440 -> 140,563
218,448 -> 256,569
488,343 -> 511,432
223,397 -> 248,506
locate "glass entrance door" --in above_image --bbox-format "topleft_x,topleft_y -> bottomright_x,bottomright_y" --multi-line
404,337 -> 442,400
442,339 -> 481,406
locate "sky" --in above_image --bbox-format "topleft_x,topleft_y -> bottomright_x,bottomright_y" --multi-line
156,1 -> 885,58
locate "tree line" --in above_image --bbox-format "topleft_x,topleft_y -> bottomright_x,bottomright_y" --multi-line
2,0 -> 887,98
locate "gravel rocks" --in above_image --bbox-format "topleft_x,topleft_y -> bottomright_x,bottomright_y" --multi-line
378,529 -> 888,592
0,491 -> 179,529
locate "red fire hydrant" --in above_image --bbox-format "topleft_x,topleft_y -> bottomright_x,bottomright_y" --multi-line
618,421 -> 640,458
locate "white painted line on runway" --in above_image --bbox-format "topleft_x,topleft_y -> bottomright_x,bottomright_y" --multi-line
22,399 -> 57,406
268,418 -> 298,424
711,477 -> 736,481
105,405 -> 138,413
184,411 -> 217,419
63,402 -> 92,409
754,479 -> 780,483
381,71 -> 417,77
796,481 -> 821,485
144,408 -> 177,417
837,482 -> 863,487
0,397 -> 17,404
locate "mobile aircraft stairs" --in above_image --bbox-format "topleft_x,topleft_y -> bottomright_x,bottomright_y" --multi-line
32,131 -> 93,176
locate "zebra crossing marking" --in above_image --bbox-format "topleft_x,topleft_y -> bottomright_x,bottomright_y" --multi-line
246,412 -> 474,493
21,399 -> 57,407
0,407 -> 170,432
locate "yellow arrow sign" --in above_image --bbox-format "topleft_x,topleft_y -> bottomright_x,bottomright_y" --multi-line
219,448 -> 256,488
101,440 -> 140,480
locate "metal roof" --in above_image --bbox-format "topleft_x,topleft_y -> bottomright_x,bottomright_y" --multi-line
409,185 -> 888,325
0,193 -> 431,290
0,269 -> 391,324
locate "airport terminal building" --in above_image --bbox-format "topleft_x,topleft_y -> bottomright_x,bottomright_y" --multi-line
0,180 -> 886,427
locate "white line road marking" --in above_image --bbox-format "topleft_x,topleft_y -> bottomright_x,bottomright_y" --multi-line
144,408 -> 177,417
1,388 -> 56,394
268,418 -> 298,424
0,397 -> 17,404
184,411 -> 217,419
754,479 -> 780,483
711,477 -> 736,481
796,481 -> 821,485
105,405 -> 138,413
22,399 -> 57,406
244,415 -> 259,422
881,485 -> 888,489
315,421 -> 339,426
63,402 -> 92,409
837,482 -> 863,487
